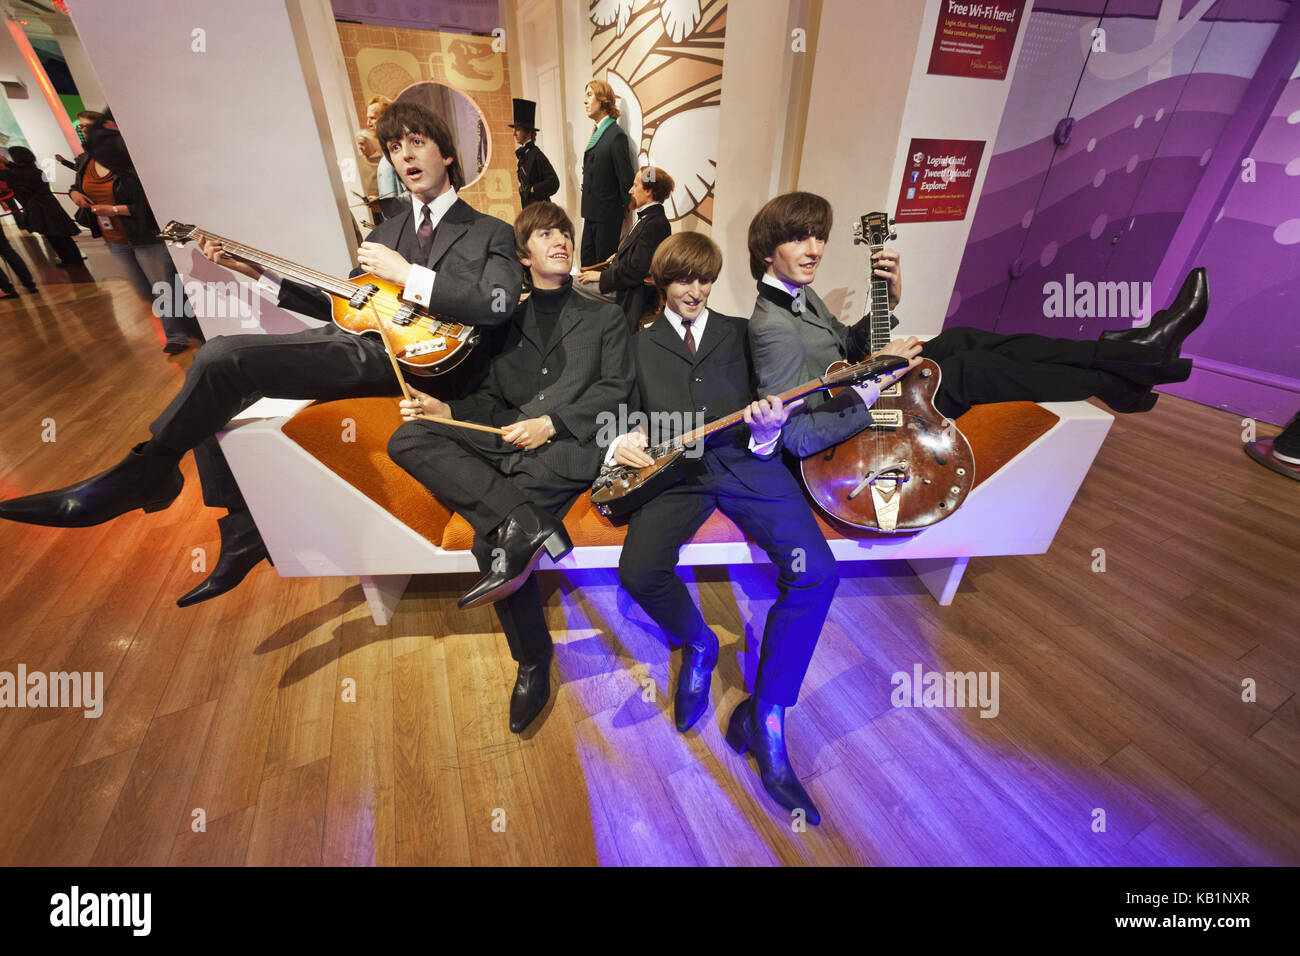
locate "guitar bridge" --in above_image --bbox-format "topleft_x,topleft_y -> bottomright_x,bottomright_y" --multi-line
403,337 -> 447,357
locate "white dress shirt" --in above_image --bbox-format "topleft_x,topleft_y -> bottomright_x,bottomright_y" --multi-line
402,186 -> 459,308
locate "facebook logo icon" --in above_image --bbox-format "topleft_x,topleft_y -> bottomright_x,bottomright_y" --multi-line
910,170 -> 919,183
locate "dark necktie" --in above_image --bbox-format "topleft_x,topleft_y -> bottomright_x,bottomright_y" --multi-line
681,318 -> 696,356
417,204 -> 433,252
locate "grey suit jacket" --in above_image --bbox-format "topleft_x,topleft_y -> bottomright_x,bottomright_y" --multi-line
747,280 -> 876,458
451,288 -> 634,481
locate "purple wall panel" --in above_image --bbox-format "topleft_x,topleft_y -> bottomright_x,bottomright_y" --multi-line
946,2 -> 1297,419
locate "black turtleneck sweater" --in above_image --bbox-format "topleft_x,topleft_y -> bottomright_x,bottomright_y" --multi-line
527,281 -> 573,440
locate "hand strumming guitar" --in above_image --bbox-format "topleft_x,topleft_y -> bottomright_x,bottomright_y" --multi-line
612,428 -> 654,468
357,241 -> 412,286
853,337 -> 923,407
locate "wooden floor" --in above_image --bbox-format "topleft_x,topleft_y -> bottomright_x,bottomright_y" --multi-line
0,229 -> 1297,866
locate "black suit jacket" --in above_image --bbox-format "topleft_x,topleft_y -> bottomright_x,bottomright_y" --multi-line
451,287 -> 634,481
277,197 -> 522,329
580,121 -> 635,221
625,310 -> 796,498
598,203 -> 670,328
516,141 -> 559,206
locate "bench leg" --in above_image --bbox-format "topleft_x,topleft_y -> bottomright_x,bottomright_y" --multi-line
359,574 -> 411,625
906,556 -> 970,606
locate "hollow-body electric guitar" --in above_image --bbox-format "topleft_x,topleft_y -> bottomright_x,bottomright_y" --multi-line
591,353 -> 908,518
160,221 -> 478,375
798,211 -> 975,532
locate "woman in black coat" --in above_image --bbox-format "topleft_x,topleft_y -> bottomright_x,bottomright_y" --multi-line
4,146 -> 81,267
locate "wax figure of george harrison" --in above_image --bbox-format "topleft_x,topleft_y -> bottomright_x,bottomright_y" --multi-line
388,201 -> 634,734
746,192 -> 1209,459
604,233 -> 913,825
0,101 -> 523,608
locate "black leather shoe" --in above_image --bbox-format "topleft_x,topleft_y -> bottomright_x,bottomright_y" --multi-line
509,657 -> 552,733
1100,267 -> 1208,358
674,628 -> 718,732
176,514 -> 269,607
725,697 -> 821,825
458,504 -> 571,610
0,441 -> 182,528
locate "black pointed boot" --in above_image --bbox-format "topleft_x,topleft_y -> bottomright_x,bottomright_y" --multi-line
674,627 -> 718,732
0,441 -> 182,528
458,504 -> 571,610
176,511 -> 270,607
725,696 -> 821,825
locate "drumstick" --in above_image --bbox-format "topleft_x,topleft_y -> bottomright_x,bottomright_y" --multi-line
366,299 -> 508,437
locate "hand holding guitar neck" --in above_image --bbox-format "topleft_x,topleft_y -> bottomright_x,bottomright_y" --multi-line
197,235 -> 264,281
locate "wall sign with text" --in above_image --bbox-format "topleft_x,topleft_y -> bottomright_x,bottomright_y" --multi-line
927,0 -> 1027,80
896,139 -> 986,223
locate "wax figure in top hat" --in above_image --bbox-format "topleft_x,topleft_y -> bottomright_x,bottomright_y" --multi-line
0,101 -> 523,609
746,192 -> 1211,460
510,98 -> 559,208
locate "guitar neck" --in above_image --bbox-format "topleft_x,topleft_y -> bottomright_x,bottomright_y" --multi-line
866,239 -> 892,354
679,375 -> 835,446
186,227 -> 359,301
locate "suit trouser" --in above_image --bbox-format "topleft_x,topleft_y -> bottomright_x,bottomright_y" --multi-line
151,326 -> 401,515
580,213 -> 623,267
617,455 -> 839,706
0,228 -> 34,291
921,326 -> 1164,419
387,418 -> 590,666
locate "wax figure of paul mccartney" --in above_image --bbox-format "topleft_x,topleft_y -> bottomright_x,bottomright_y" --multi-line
0,101 -> 522,609
603,233 -> 909,824
388,201 -> 634,734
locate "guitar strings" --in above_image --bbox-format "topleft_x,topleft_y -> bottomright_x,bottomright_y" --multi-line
180,228 -> 468,338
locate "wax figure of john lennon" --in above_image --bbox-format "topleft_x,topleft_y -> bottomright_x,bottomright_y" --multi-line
0,101 -> 523,608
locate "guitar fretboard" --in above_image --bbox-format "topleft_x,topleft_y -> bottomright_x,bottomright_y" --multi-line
178,227 -> 360,301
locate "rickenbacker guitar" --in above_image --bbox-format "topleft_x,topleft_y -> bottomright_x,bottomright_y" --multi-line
591,353 -> 908,518
159,221 -> 478,375
798,211 -> 975,533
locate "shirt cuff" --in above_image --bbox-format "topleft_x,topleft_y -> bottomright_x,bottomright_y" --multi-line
404,264 -> 436,308
748,433 -> 780,456
255,273 -> 282,300
604,433 -> 629,467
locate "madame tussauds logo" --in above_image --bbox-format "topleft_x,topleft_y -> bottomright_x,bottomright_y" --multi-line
1043,274 -> 1152,326
0,665 -> 103,718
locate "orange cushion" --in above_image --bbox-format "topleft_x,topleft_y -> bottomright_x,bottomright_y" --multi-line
283,398 -> 1060,551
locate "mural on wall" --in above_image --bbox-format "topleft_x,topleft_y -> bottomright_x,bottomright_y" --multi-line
945,0 -> 1289,350
335,21 -> 519,223
588,0 -> 727,231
